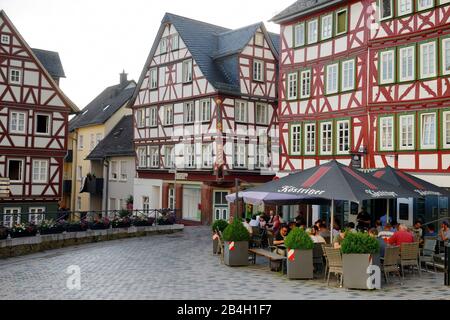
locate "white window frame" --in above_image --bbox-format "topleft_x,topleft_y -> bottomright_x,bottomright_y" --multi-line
184,101 -> 195,124
256,143 -> 267,169
379,49 -> 396,85
341,59 -> 355,92
90,133 -> 95,151
234,143 -> 247,169
294,23 -> 305,47
399,45 -> 416,82
150,68 -> 158,89
35,113 -> 51,135
418,0 -> 434,11
307,19 -> 318,44
9,111 -> 26,134
399,114 -> 415,151
255,103 -> 268,125
443,111 -> 450,149
398,0 -> 413,16
163,105 -> 173,126
202,143 -> 213,168
321,14 -> 333,41
149,107 -> 157,127
172,34 -> 179,50
290,124 -> 302,155
78,135 -> 84,150
419,41 -> 437,79
182,59 -> 193,83
379,0 -> 394,20
440,0 -> 450,4
9,68 -> 21,85
185,144 -> 196,169
29,207 -> 45,226
110,160 -> 118,181
442,38 -> 450,76
200,99 -> 211,122
287,72 -> 298,100
326,63 -> 339,95
143,196 -> 150,213
137,147 -> 147,168
253,60 -> 264,82
165,146 -> 174,168
168,188 -> 175,209
77,197 -> 82,210
119,160 -> 128,181
304,123 -> 316,155
32,159 -> 48,183
235,100 -> 248,123
160,37 -> 168,54
77,166 -> 82,181
255,32 -> 264,47
149,146 -> 160,168
7,159 -> 23,183
320,122 -> 333,155
1,34 -> 10,45
420,112 -> 437,149
379,116 -> 395,151
300,69 -> 311,99
3,208 -> 21,228
336,120 -> 351,154
109,198 -> 117,211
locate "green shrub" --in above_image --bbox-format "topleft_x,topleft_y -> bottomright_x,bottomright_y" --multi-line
341,232 -> 380,254
212,220 -> 228,233
222,218 -> 250,242
284,227 -> 314,250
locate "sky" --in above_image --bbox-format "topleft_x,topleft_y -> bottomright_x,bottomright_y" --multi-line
0,0 -> 294,109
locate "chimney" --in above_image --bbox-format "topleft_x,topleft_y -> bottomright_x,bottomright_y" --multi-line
120,70 -> 128,85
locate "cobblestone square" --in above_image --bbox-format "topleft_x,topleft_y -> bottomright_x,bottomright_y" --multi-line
0,227 -> 448,300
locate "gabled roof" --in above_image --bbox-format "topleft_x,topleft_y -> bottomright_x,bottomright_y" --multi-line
69,80 -> 136,132
271,0 -> 347,24
31,48 -> 66,79
0,10 -> 79,113
132,13 -> 280,101
86,115 -> 135,160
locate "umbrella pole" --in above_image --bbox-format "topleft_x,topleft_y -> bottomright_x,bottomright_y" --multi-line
307,205 -> 310,227
330,199 -> 335,245
386,199 -> 390,226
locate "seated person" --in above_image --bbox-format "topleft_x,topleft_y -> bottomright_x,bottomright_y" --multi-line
369,228 -> 385,258
380,213 -> 392,228
288,221 -> 297,231
319,223 -> 330,238
412,220 -> 424,241
378,224 -> 394,239
309,225 -> 326,244
274,224 -> 289,246
258,215 -> 267,229
345,222 -> 357,234
375,220 -> 383,233
424,224 -> 437,237
249,215 -> 259,227
243,218 -> 253,236
388,224 -> 414,246
440,221 -> 450,242
333,230 -> 346,249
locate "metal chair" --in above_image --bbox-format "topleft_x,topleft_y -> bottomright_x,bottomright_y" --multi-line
420,238 -> 437,272
381,246 -> 401,284
250,227 -> 263,248
324,247 -> 343,287
400,242 -> 421,278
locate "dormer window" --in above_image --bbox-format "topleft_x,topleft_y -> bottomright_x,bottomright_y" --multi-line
255,32 -> 264,47
1,34 -> 10,45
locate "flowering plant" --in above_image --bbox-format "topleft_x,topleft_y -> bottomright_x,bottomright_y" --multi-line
89,217 -> 111,230
39,220 -> 65,235
9,223 -> 37,238
112,216 -> 132,228
132,216 -> 155,227
65,220 -> 88,232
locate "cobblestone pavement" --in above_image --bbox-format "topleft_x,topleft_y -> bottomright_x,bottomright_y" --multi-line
0,226 -> 449,300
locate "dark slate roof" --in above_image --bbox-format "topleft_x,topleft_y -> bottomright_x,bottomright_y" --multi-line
32,48 -> 66,78
133,13 -> 280,100
271,0 -> 347,23
69,80 -> 136,132
86,115 -> 135,160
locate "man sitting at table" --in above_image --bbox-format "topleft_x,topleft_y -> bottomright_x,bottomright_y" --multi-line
388,224 -> 414,246
273,224 -> 289,256
440,221 -> 450,242
249,215 -> 259,227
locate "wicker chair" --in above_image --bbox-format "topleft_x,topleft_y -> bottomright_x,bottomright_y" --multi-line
420,238 -> 437,272
381,246 -> 401,284
324,247 -> 343,287
400,242 -> 421,278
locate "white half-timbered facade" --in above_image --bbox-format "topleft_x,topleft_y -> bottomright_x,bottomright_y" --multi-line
132,13 -> 280,225
0,10 -> 78,225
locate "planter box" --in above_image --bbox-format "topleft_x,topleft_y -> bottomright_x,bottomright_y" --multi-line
343,254 -> 374,290
287,249 -> 313,280
224,241 -> 248,267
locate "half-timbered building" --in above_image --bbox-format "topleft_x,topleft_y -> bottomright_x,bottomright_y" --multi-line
131,13 -> 280,225
272,0 -> 450,226
0,10 -> 79,226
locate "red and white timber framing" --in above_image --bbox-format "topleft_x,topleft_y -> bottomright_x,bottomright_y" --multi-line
0,11 -> 77,203
278,0 -> 450,181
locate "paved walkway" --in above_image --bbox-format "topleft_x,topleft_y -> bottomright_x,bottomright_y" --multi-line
0,226 -> 448,300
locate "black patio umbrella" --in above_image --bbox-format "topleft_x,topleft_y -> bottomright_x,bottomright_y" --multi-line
371,166 -> 450,223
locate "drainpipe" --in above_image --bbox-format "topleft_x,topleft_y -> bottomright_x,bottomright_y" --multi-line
70,133 -> 78,219
104,158 -> 110,215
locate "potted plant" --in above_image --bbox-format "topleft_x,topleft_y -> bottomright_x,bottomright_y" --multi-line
212,220 -> 228,254
9,223 -> 37,238
39,220 -> 65,235
0,226 -> 8,240
341,232 -> 380,290
222,218 -> 250,267
157,212 -> 176,225
112,216 -> 132,229
284,227 -> 315,279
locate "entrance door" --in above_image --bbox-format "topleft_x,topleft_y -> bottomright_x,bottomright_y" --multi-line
213,191 -> 229,221
183,187 -> 201,222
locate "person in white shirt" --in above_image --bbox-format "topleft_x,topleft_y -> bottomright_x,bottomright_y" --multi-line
249,215 -> 259,227
243,218 -> 253,236
309,226 -> 326,244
